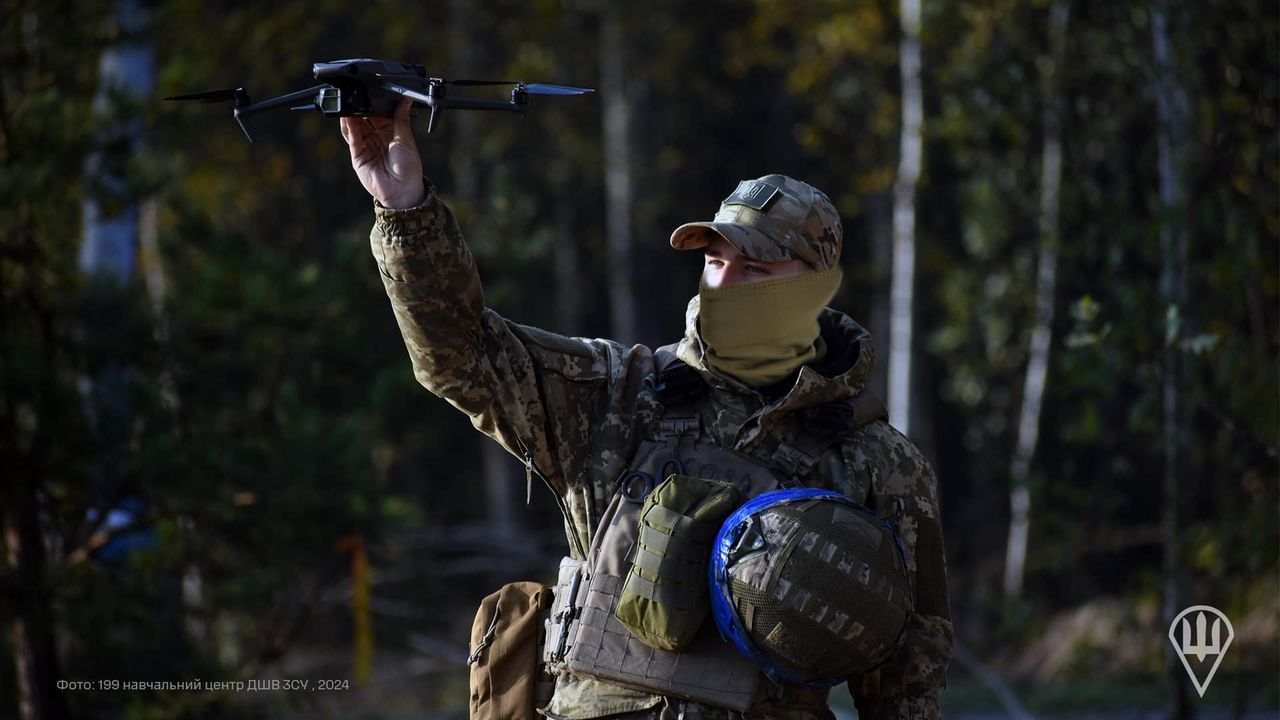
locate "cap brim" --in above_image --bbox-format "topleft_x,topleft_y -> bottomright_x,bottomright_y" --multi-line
669,222 -> 791,262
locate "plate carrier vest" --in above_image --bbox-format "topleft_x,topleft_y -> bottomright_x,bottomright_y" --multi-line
543,346 -> 889,712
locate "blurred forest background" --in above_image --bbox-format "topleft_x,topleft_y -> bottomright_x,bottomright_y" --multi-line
2,0 -> 1277,718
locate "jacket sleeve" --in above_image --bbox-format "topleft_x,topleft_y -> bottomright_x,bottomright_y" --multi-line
846,423 -> 953,719
367,182 -> 652,507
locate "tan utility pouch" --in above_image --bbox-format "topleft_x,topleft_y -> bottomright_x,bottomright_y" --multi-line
468,581 -> 555,720
615,475 -> 740,650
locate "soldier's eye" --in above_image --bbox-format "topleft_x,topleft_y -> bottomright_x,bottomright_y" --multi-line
746,265 -> 768,274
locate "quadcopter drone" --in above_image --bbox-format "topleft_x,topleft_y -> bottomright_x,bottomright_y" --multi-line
164,58 -> 594,142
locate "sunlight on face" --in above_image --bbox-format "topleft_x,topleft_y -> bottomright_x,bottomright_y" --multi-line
701,235 -> 810,288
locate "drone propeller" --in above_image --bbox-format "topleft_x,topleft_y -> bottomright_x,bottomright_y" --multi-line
165,87 -> 258,139
164,88 -> 250,105
446,79 -> 593,96
521,83 -> 594,96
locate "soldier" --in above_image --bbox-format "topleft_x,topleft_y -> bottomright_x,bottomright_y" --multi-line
340,101 -> 952,719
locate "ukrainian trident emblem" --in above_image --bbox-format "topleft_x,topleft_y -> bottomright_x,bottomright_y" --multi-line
1168,605 -> 1234,697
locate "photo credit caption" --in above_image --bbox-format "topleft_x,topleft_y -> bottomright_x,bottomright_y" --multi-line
58,679 -> 351,692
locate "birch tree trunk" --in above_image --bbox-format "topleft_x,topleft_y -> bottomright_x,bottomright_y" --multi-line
80,0 -> 153,284
1151,0 -> 1192,715
78,0 -> 154,473
888,0 -> 923,436
1004,0 -> 1069,599
600,4 -> 638,344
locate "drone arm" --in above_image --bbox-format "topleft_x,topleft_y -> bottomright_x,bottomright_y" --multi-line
381,81 -> 521,133
380,81 -> 434,106
226,84 -> 326,142
234,84 -> 328,117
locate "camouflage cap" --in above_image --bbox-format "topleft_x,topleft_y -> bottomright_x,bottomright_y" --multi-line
670,174 -> 843,270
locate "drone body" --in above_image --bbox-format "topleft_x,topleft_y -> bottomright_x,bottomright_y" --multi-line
164,58 -> 593,142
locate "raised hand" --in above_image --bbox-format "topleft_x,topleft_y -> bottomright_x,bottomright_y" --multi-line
340,99 -> 425,210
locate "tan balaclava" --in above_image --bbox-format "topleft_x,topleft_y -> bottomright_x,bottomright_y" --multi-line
696,269 -> 842,386
669,174 -> 845,387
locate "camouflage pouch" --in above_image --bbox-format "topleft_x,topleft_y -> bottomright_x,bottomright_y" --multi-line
615,475 -> 741,651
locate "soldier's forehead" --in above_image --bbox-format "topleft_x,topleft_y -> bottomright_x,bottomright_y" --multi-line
701,236 -> 738,254
702,235 -> 792,264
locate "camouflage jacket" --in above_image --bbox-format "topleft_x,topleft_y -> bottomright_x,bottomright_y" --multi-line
368,183 -> 953,720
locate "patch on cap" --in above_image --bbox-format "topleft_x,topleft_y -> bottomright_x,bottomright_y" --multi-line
723,180 -> 782,212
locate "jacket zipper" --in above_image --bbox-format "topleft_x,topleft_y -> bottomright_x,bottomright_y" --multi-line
515,434 -> 588,560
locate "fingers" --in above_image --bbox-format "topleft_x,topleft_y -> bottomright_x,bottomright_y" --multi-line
344,127 -> 383,170
340,104 -> 417,185
365,115 -> 394,132
341,118 -> 365,155
342,115 -> 393,143
339,116 -> 359,146
391,99 -> 416,148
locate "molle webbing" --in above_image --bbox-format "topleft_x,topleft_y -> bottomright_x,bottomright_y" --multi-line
617,476 -> 740,650
626,508 -> 706,607
569,563 -> 761,710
